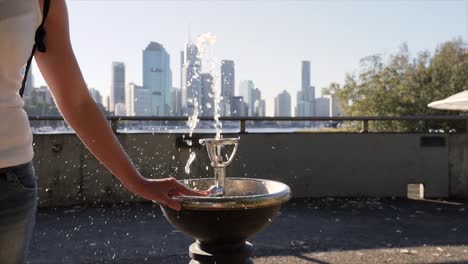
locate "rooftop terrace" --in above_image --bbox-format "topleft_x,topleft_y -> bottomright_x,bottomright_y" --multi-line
28,116 -> 468,263
30,198 -> 468,264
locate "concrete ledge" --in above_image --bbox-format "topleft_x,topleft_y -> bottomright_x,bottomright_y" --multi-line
31,133 -> 462,207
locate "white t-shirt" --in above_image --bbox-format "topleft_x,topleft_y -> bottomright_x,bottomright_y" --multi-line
0,0 -> 41,168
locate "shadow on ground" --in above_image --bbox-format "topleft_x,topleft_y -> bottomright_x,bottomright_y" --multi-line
29,198 -> 468,264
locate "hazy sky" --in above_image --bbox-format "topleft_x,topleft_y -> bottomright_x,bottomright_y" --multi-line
32,0 -> 467,116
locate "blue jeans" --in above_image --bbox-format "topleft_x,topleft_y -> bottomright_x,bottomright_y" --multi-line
0,162 -> 37,264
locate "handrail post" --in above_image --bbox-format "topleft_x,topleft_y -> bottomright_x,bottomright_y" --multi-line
110,119 -> 118,134
240,119 -> 246,134
360,119 -> 369,133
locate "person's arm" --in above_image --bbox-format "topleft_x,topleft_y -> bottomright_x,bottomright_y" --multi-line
34,0 -> 204,210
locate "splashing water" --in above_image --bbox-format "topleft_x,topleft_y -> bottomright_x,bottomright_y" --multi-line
186,98 -> 199,137
195,32 -> 223,139
185,152 -> 196,175
184,32 -> 224,179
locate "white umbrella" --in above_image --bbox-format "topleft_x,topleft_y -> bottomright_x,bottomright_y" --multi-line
428,90 -> 468,111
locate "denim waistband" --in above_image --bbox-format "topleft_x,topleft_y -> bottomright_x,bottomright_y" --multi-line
0,162 -> 32,175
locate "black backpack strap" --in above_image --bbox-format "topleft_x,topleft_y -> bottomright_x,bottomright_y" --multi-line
20,0 -> 51,98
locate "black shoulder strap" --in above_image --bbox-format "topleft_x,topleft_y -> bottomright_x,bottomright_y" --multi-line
20,0 -> 51,98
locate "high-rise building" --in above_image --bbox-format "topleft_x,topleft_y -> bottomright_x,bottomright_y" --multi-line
200,73 -> 214,117
170,87 -> 182,116
329,95 -> 341,117
103,95 -> 110,112
126,83 -> 151,116
239,80 -> 255,116
143,42 -> 172,116
115,103 -> 126,116
295,91 -> 302,117
231,96 -> 248,117
302,61 -> 311,96
180,51 -> 184,92
89,88 -> 102,105
296,61 -> 315,117
258,99 -> 266,117
110,62 -> 125,114
181,43 -> 201,116
221,60 -> 235,116
275,90 -> 291,117
32,86 -> 53,105
314,97 -> 330,117
252,88 -> 265,117
252,88 -> 260,114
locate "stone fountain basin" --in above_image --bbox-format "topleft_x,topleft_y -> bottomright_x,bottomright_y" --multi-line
160,178 -> 291,244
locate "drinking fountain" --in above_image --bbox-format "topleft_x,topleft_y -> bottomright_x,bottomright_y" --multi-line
159,137 -> 291,264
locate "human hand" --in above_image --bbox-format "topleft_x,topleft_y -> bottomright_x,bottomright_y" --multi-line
127,177 -> 209,211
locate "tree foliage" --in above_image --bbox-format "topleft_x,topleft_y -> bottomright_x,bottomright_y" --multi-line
324,38 -> 468,132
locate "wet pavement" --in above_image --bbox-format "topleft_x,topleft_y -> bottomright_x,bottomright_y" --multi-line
29,198 -> 468,264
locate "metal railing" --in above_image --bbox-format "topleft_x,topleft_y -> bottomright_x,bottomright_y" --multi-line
28,115 -> 468,133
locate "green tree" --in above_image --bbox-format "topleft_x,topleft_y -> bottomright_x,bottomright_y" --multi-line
324,38 -> 468,132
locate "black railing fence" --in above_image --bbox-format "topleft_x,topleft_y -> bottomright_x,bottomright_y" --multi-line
28,115 -> 468,133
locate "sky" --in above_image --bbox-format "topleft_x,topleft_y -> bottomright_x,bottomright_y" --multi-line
32,0 -> 468,116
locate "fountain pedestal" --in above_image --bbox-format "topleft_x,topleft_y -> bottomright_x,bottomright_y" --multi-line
160,178 -> 288,264
189,241 -> 254,264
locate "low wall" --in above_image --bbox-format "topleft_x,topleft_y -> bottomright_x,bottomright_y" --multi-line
32,132 -> 460,207
449,134 -> 468,198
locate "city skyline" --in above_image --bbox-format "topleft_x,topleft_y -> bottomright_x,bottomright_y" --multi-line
117,40 -> 269,117
31,0 -> 467,116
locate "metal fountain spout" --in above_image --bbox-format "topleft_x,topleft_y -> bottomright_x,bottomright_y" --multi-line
199,137 -> 240,197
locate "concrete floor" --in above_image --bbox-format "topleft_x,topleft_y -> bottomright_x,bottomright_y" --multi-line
29,198 -> 468,264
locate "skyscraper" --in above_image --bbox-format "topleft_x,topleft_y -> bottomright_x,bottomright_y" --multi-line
329,95 -> 342,117
314,97 -> 330,117
296,61 -> 315,117
33,86 -> 53,105
295,91 -> 302,117
114,103 -> 126,116
275,90 -> 291,117
221,60 -> 235,116
258,100 -> 266,117
252,88 -> 265,117
89,88 -> 102,105
126,83 -> 150,116
200,73 -> 214,117
104,95 -> 110,112
302,61 -> 310,95
170,87 -> 182,116
231,96 -> 248,117
110,62 -> 125,114
239,80 -> 255,116
180,51 -> 184,92
143,42 -> 172,116
181,43 -> 201,116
